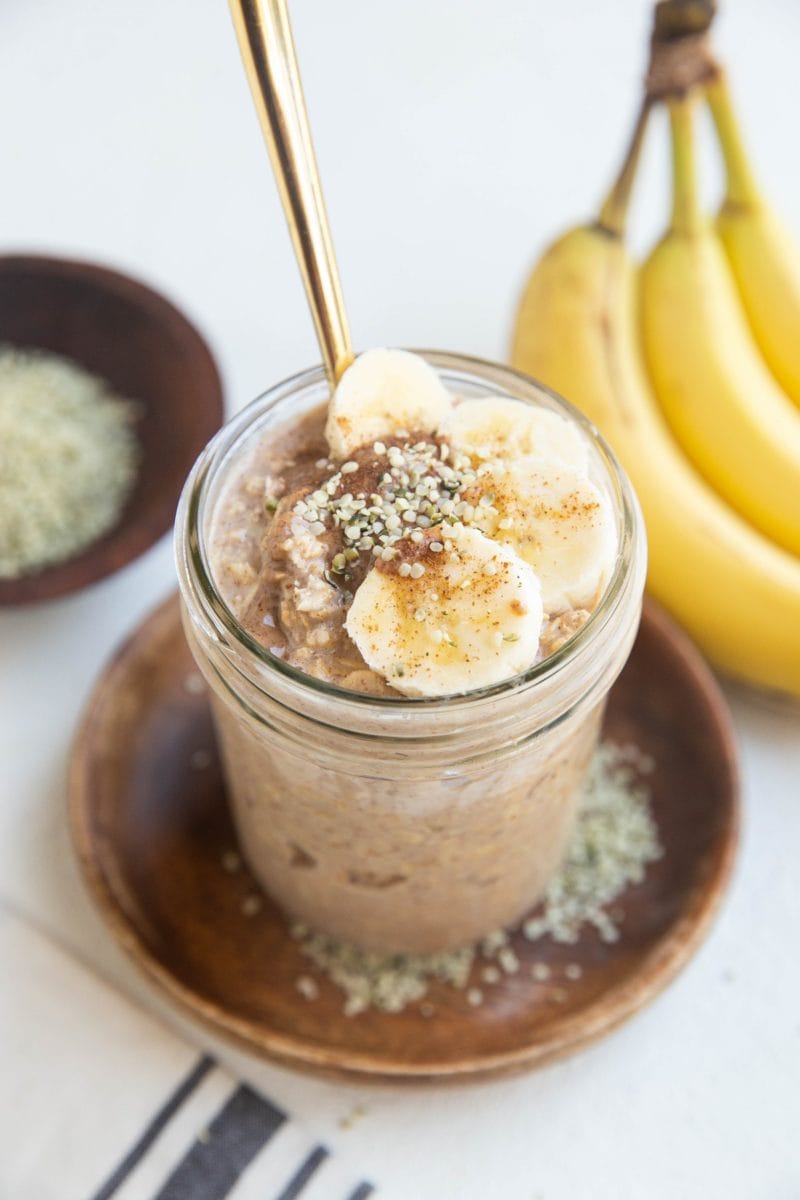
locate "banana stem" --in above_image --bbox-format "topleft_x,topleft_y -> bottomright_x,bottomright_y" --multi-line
668,95 -> 702,234
706,73 -> 761,207
597,99 -> 652,237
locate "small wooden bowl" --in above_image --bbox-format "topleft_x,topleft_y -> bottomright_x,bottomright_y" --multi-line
69,596 -> 739,1084
0,254 -> 224,605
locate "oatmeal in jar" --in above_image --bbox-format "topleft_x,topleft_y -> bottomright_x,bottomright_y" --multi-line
178,350 -> 644,953
210,348 -> 617,699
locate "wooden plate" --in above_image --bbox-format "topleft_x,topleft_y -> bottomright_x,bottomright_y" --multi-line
0,255 -> 224,605
69,595 -> 739,1084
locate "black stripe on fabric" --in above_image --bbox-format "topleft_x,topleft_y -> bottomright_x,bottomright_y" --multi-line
153,1083 -> 286,1200
345,1184 -> 375,1200
88,1055 -> 215,1200
273,1145 -> 329,1199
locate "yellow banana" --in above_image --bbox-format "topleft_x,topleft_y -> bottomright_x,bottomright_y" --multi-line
707,73 -> 800,410
511,222 -> 800,699
639,94 -> 800,558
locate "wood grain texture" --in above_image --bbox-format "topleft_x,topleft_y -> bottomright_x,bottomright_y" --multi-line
0,254 -> 224,605
69,595 -> 739,1084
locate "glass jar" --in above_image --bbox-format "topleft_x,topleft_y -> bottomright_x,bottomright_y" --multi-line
175,352 -> 646,954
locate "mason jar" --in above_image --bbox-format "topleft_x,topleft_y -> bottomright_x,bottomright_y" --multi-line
175,352 -> 646,954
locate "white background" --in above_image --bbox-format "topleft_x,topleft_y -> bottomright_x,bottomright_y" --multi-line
2,2 -> 800,1197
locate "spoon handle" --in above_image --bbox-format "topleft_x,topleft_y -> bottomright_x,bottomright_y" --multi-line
229,0 -> 354,384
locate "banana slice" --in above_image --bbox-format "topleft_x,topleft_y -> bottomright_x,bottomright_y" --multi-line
325,348 -> 453,460
345,525 -> 543,697
465,464 -> 617,614
440,396 -> 589,469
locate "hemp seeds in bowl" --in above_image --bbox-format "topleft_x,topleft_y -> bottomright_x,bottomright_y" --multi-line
0,254 -> 224,605
0,346 -> 141,580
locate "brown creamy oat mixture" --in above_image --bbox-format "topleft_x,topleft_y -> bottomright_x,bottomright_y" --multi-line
188,354 -> 631,954
210,404 -> 594,695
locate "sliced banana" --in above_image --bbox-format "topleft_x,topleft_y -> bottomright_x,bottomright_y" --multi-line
440,396 -> 589,469
325,348 -> 453,460
465,463 -> 617,614
345,525 -> 543,697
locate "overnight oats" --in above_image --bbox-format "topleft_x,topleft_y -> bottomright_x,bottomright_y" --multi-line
176,350 -> 646,954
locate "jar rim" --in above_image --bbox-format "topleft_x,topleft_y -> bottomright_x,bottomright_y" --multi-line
177,350 -> 642,713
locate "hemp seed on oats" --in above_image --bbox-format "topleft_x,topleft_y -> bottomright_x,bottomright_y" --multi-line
291,436 -> 501,577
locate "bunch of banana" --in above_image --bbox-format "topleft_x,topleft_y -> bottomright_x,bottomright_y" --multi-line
640,93 -> 800,557
510,5 -> 800,699
707,74 -> 800,410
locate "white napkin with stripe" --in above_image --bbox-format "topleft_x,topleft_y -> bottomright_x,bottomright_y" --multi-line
0,909 -> 375,1200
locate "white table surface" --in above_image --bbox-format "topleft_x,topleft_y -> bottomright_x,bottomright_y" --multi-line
2,1 -> 800,1196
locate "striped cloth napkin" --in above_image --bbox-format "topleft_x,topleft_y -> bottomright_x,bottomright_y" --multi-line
1,909 -> 375,1200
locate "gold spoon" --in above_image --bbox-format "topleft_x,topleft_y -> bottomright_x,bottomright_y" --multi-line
229,0 -> 354,385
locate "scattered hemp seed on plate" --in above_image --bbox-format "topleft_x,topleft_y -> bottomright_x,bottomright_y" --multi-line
0,345 -> 140,578
295,975 -> 320,1001
287,742 -> 662,1015
521,741 -> 661,946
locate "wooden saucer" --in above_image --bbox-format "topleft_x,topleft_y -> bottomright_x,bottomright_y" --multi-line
69,595 -> 739,1084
